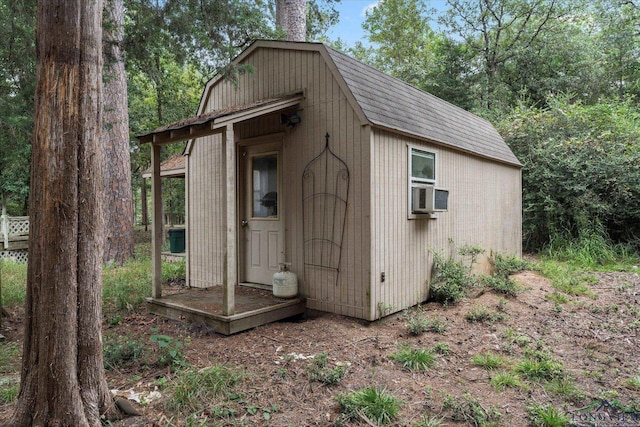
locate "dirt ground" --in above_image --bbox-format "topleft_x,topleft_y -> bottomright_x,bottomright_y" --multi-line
1,269 -> 639,426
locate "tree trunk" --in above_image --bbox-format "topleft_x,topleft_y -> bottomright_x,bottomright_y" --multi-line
102,0 -> 134,265
276,0 -> 306,41
11,0 -> 118,425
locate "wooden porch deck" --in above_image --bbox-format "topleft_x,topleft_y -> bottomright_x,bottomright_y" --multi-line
147,285 -> 305,335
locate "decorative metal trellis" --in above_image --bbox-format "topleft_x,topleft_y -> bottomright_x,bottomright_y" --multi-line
302,133 -> 350,286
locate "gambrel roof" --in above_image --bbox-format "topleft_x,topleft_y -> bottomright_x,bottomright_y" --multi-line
142,40 -> 520,167
324,46 -> 521,166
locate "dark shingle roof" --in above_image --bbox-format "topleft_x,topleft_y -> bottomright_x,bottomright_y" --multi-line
324,46 -> 521,166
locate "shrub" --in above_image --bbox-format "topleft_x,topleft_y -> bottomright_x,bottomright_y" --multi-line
430,252 -> 474,305
490,252 -> 531,278
335,387 -> 402,425
480,274 -> 519,297
150,333 -> 187,367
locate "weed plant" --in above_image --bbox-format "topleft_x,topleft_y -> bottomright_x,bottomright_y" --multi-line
526,402 -> 570,427
430,251 -> 475,305
414,415 -> 444,427
307,352 -> 349,385
103,334 -> 145,370
515,350 -> 564,382
625,376 -> 640,390
490,371 -> 522,391
465,304 -> 507,323
0,341 -> 20,374
545,377 -> 584,402
472,352 -> 506,370
334,387 -> 402,426
480,275 -> 520,297
150,333 -> 187,367
0,379 -> 19,404
432,342 -> 451,355
490,252 -> 531,277
390,345 -> 436,372
443,393 -> 502,426
404,308 -> 448,335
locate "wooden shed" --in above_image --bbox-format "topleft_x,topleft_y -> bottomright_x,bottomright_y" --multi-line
139,40 -> 522,333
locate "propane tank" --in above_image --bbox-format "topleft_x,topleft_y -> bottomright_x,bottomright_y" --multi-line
273,262 -> 298,298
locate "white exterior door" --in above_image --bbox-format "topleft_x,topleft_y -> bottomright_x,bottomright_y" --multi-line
240,142 -> 283,285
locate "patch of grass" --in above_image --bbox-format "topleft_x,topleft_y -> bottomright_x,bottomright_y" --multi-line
625,375 -> 640,391
501,327 -> 531,347
0,378 -> 19,404
536,260 -> 596,297
542,228 -> 639,270
307,352 -> 349,385
166,365 -> 243,414
0,341 -> 21,374
432,342 -> 451,355
545,377 -> 584,402
443,393 -> 502,426
414,415 -> 444,427
490,371 -> 522,391
465,303 -> 507,323
404,309 -> 449,335
472,352 -> 506,370
526,402 -> 570,427
390,345 -> 436,372
103,334 -> 146,370
546,292 -> 569,304
0,260 -> 27,307
515,350 -> 564,382
102,256 -> 154,311
335,387 -> 402,426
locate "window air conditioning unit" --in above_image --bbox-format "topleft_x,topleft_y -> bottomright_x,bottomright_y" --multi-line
412,185 -> 449,213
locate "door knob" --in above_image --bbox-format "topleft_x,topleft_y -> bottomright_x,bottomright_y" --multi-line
241,219 -> 248,227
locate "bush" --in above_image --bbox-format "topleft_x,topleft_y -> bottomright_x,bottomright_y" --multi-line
430,252 -> 475,305
498,96 -> 640,251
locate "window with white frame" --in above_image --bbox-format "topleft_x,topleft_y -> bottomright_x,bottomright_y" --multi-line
410,147 -> 435,186
408,146 -> 437,216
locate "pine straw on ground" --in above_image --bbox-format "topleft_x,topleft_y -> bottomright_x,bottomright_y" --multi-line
1,270 -> 639,426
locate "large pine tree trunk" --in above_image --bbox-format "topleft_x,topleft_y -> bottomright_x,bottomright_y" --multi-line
11,0 -> 118,425
276,0 -> 306,41
102,0 -> 134,265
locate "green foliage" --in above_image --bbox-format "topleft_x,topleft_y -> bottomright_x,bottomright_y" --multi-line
103,334 -> 146,371
335,387 -> 402,426
0,379 -> 19,404
102,256 -> 153,312
166,365 -> 242,414
0,341 -> 20,374
430,249 -> 478,305
480,275 -> 520,297
498,97 -> 640,251
432,342 -> 451,355
465,304 -> 507,323
404,308 -> 448,335
390,345 -> 436,372
414,415 -> 444,427
150,333 -> 187,367
490,253 -> 531,278
307,352 -> 349,385
472,353 -> 506,370
625,376 -> 640,391
0,260 -> 27,307
526,403 -> 570,427
490,371 -> 522,391
537,260 -> 596,297
443,393 -> 502,426
515,350 -> 564,382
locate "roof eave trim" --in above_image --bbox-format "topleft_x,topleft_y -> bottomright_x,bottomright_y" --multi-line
370,122 -> 522,168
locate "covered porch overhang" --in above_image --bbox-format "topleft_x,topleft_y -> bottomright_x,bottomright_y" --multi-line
138,94 -> 305,334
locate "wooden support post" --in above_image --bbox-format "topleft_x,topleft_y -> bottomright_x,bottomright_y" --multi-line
222,125 -> 236,316
151,143 -> 163,299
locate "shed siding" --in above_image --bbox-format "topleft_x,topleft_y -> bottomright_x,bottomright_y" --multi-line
188,47 -> 373,319
370,129 -> 522,318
